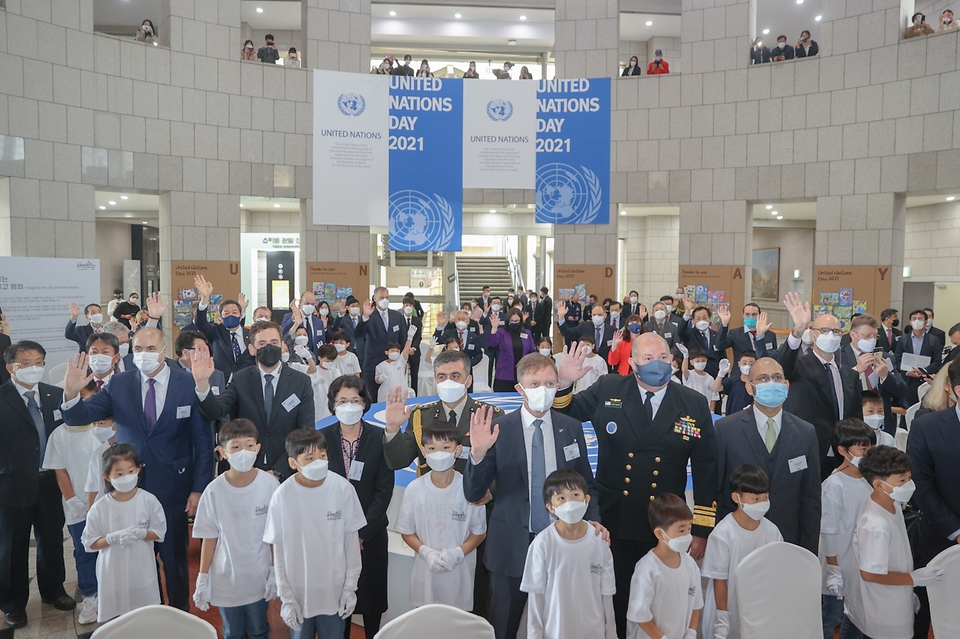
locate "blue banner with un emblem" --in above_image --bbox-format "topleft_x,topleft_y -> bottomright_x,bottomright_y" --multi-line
535,78 -> 611,225
388,77 -> 463,252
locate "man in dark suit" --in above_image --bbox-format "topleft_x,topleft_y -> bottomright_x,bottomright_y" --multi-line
354,287 -> 407,398
643,301 -> 682,350
475,286 -> 492,311
61,328 -> 214,611
401,297 -> 424,394
839,314 -> 908,436
280,290 -> 331,352
557,300 -> 616,360
714,356 -> 821,554
624,290 -> 644,319
555,333 -> 718,638
922,308 -> 947,347
538,287 -> 553,338
877,308 -> 901,352
607,300 -> 625,331
779,292 -> 863,481
86,332 -> 122,390
65,302 -> 105,353
677,305 -> 724,378
434,309 -> 484,376
895,309 -> 943,404
194,275 -> 255,380
527,291 -> 546,342
191,322 -> 314,480
558,294 -> 583,346
334,296 -> 366,363
464,353 -> 601,639
0,341 -> 74,628
716,303 -> 778,363
479,298 -> 506,383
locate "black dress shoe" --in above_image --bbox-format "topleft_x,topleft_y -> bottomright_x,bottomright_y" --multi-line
4,610 -> 27,628
42,595 -> 77,611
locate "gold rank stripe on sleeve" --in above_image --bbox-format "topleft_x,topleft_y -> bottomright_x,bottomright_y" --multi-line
553,388 -> 573,408
693,503 -> 718,528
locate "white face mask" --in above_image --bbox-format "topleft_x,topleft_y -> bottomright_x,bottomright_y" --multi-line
89,313 -> 103,325
88,354 -> 115,375
740,365 -> 752,376
93,426 -> 115,442
857,337 -> 877,353
695,320 -> 711,331
388,351 -> 400,361
553,500 -> 588,524
654,310 -> 667,321
118,342 -> 130,356
592,315 -> 605,327
349,306 -> 361,316
455,321 -> 468,331
227,449 -> 257,473
334,343 -> 346,353
816,332 -> 841,353
610,311 -> 620,319
911,319 -> 925,331
111,472 -> 139,493
863,414 -> 885,431
778,42 -> 785,48
491,304 -> 501,312
403,306 -> 414,316
436,379 -> 467,404
629,60 -> 636,67
253,317 -> 269,323
318,307 -> 329,317
846,453 -> 863,468
425,451 -> 456,472
377,298 -> 390,310
660,531 -> 693,553
300,304 -> 315,316
294,335 -> 309,346
132,352 -> 162,375
630,296 -> 639,304
665,305 -> 675,313
738,498 -> 770,521
298,459 -> 328,481
335,403 -> 364,425
14,365 -> 44,386
882,479 -> 916,503
522,385 -> 557,413
281,352 -> 290,363
693,361 -> 707,371
539,348 -> 552,356
801,329 -> 815,345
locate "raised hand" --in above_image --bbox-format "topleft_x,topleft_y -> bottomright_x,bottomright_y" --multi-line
523,311 -> 530,322
639,304 -> 648,318
557,342 -> 592,388
717,306 -> 731,326
556,301 -> 568,317
191,341 -> 216,390
384,386 -> 411,434
289,299 -> 303,324
718,359 -> 731,376
63,353 -> 95,400
361,299 -> 374,319
237,292 -> 248,315
611,329 -> 624,350
436,311 -> 447,327
783,291 -> 811,334
683,295 -> 696,313
69,301 -> 81,320
336,298 -> 347,315
194,274 -> 214,302
873,354 -> 889,379
469,405 -> 499,462
756,311 -> 772,336
677,342 -> 690,359
145,292 -> 166,319
489,313 -> 500,330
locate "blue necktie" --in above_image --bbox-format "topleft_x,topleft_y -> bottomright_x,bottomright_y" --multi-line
24,390 -> 47,467
530,419 -> 550,533
232,331 -> 242,361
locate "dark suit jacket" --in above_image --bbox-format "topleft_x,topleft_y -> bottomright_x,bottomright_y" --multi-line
65,320 -> 95,353
716,325 -> 777,363
463,408 -> 599,578
795,40 -> 819,57
0,381 -> 64,508
61,367 -> 214,505
750,45 -> 771,64
0,333 -> 10,384
435,326 -> 483,368
558,319 -> 616,359
624,302 -> 645,320
838,344 -> 908,435
196,310 -> 255,378
280,313 -> 332,352
401,314 -> 423,350
771,43 -> 795,60
715,408 -> 821,554
895,331 -> 943,371
197,365 -> 315,478
909,407 -> 960,563
354,308 -> 407,374
779,345 -> 862,480
877,325 -> 901,353
529,300 -> 549,330
644,317 -> 683,350
677,319 -> 723,378
320,421 -> 395,542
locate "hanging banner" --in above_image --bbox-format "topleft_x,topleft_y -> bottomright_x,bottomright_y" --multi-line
535,78 -> 611,225
312,70 -> 389,227
388,76 -> 463,252
462,79 -> 538,189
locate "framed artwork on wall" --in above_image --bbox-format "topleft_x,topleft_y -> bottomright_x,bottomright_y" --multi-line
752,248 -> 780,302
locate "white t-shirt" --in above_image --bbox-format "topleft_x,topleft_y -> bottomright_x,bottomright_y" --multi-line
520,521 -> 616,639
394,472 -> 487,610
81,488 -> 167,622
262,472 -> 366,617
42,424 -> 102,525
375,356 -> 408,401
683,370 -> 719,401
850,498 -> 914,639
701,513 -> 783,639
626,549 -> 703,639
820,470 -> 872,616
192,470 -> 280,607
309,366 -> 338,420
85,441 -> 110,504
334,351 -> 361,377
574,356 -> 609,394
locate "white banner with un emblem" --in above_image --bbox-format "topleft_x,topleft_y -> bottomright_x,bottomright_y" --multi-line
312,70 -> 389,227
462,80 -> 537,189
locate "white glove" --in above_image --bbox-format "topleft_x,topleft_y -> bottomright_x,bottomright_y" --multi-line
263,566 -> 277,600
281,600 -> 303,631
105,530 -> 126,546
914,592 -> 921,614
684,630 -> 698,639
714,610 -> 731,639
677,343 -> 689,358
717,359 -> 730,376
911,566 -> 945,587
428,337 -> 437,349
193,573 -> 210,611
65,496 -> 88,520
825,563 -> 844,598
117,526 -> 146,547
408,325 -> 418,340
294,345 -> 313,360
439,546 -> 465,568
418,545 -> 452,572
338,589 -> 357,619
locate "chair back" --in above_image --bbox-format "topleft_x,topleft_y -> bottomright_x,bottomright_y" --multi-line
374,604 -> 495,639
91,605 -> 218,639
735,542 -> 821,639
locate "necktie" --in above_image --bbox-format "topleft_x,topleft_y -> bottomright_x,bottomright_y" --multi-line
264,374 -> 275,420
824,362 -> 840,418
530,419 -> 550,533
657,323 -> 664,336
24,390 -> 47,466
448,409 -> 457,424
96,379 -> 104,391
595,325 -> 602,347
382,310 -> 389,330
765,418 -> 778,453
231,331 -> 242,361
144,378 -> 157,432
643,390 -> 655,422
459,331 -> 465,350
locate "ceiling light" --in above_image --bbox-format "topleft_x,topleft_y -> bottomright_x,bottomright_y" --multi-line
389,10 -> 396,16
520,15 -> 527,20
120,195 -> 128,200
815,14 -> 822,20
142,221 -> 148,225
777,216 -> 783,220
507,39 -> 517,45
239,203 -> 243,207
645,20 -> 653,26
256,6 -> 263,12
98,205 -> 106,210
947,196 -> 956,201
765,204 -> 773,209
108,201 -> 116,205
455,12 -> 461,18
619,210 -> 626,216
771,210 -> 778,215
796,0 -> 803,4
762,28 -> 770,34
489,209 -> 496,213
273,203 -> 280,208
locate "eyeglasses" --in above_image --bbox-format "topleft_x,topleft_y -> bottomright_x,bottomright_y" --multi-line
333,398 -> 365,407
752,374 -> 786,383
816,327 -> 843,336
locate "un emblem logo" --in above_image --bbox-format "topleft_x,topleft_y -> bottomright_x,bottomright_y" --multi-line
486,99 -> 514,122
337,93 -> 366,116
535,163 -> 604,224
389,190 -> 457,251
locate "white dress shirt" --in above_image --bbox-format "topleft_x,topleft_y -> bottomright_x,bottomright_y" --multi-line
638,383 -> 669,420
753,404 -> 782,440
139,363 -> 171,418
520,406 -> 558,530
257,361 -> 282,396
14,378 -> 40,406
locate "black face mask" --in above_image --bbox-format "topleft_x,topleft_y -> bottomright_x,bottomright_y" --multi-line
508,322 -> 522,331
256,344 -> 282,367
892,318 -> 900,328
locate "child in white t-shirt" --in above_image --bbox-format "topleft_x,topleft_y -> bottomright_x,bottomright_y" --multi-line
574,335 -> 609,393
375,326 -> 416,401
264,428 -> 366,637
395,420 -> 487,610
332,332 -> 361,378
820,419 -> 876,639
521,469 -> 616,639
192,419 -> 280,639
851,446 -> 943,639
680,346 -> 719,411
626,493 -> 703,639
81,443 -> 166,623
862,391 -> 897,447
85,418 -> 117,509
309,344 -> 340,421
701,464 -> 783,639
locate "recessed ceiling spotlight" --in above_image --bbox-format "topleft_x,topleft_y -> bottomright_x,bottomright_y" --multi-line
455,12 -> 461,18
796,0 -> 803,4
765,204 -> 773,209
108,201 -> 116,205
98,206 -> 106,210
947,196 -> 956,201
120,195 -> 128,200
273,203 -> 280,208
256,6 -> 263,12
389,10 -> 396,16
142,221 -> 148,225
646,20 -> 653,26
815,14 -> 822,20
507,39 -> 517,45
619,210 -> 626,215
762,28 -> 770,34
520,15 -> 527,20
777,215 -> 783,220
489,209 -> 496,213
770,210 -> 778,215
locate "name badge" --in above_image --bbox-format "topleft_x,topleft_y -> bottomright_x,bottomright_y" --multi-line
53,409 -> 62,421
176,405 -> 191,419
664,332 -> 672,338
282,394 -> 301,412
606,340 -> 613,346
348,460 -> 364,481
520,333 -> 529,339
604,399 -> 623,409
392,325 -> 400,332
788,455 -> 808,473
470,326 -> 476,332
211,386 -> 220,396
458,445 -> 471,460
563,442 -> 581,461
467,344 -> 475,351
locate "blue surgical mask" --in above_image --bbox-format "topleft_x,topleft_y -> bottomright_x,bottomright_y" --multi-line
753,381 -> 789,408
222,315 -> 241,329
744,317 -> 757,329
628,324 -> 643,334
634,359 -> 673,387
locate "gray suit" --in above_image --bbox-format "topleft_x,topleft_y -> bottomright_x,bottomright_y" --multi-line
714,407 -> 821,555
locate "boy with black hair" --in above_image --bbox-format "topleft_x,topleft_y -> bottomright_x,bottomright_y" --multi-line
520,468 -> 616,639
395,420 -> 486,611
713,349 -> 756,415
821,419 -> 876,639
861,391 -> 896,447
192,419 -> 280,639
263,428 -> 366,637
850,447 -> 942,639
332,332 -> 361,377
573,335 -> 608,393
626,493 -> 702,639
681,346 -> 719,410
701,464 -> 783,639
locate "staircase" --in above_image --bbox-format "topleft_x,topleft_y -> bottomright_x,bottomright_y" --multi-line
455,255 -> 516,306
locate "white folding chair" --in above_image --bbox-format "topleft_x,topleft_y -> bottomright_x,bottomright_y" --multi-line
374,604 -> 494,639
91,605 -> 217,639
735,542 -> 821,639
47,362 -> 69,388
917,382 -> 932,403
927,545 -> 960,637
904,402 -> 921,432
895,427 -> 910,452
